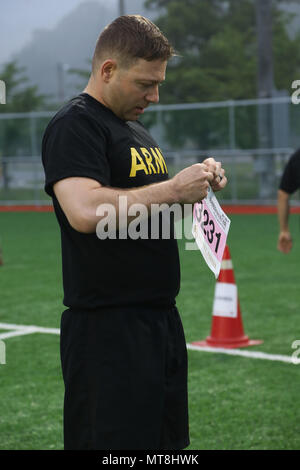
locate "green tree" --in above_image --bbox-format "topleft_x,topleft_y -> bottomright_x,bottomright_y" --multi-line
0,61 -> 48,186
67,59 -> 92,91
146,0 -> 300,103
143,0 -> 300,150
0,61 -> 47,113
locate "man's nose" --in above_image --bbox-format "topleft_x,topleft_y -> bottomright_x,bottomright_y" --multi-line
145,85 -> 159,104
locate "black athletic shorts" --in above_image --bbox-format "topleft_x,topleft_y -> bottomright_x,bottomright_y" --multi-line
60,305 -> 189,450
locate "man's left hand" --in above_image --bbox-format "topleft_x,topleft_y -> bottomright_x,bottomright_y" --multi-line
202,157 -> 227,192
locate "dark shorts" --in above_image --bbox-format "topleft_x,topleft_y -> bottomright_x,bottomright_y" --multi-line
60,305 -> 189,450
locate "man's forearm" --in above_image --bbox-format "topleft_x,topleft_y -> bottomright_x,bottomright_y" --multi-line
277,189 -> 293,253
277,189 -> 290,232
86,179 -> 177,233
54,160 -> 226,234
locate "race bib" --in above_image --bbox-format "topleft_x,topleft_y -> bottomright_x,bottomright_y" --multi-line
192,186 -> 231,278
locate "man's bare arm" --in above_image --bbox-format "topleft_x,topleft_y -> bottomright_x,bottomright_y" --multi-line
54,160 -> 227,234
277,189 -> 292,253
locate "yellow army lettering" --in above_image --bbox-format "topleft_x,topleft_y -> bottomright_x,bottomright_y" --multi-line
129,147 -> 168,177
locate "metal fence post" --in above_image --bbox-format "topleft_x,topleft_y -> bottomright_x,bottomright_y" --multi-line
228,101 -> 238,202
29,113 -> 39,205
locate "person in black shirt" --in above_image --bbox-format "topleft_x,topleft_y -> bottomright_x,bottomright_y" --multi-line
42,15 -> 227,450
277,148 -> 300,253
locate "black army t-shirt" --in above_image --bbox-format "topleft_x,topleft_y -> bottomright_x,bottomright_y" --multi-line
42,93 -> 180,309
279,148 -> 300,194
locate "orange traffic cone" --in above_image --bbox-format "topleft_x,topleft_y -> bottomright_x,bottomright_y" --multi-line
192,245 -> 262,349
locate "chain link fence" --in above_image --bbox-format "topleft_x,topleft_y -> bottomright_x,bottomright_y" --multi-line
0,96 -> 299,205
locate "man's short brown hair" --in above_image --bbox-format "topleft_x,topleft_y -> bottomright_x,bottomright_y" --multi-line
92,15 -> 175,74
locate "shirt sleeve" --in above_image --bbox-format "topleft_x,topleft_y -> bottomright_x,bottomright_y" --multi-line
42,113 -> 111,197
279,149 -> 300,195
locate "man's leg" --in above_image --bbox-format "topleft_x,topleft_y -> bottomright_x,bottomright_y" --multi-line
60,306 -> 184,450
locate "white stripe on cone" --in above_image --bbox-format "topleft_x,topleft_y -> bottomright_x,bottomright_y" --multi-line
220,259 -> 233,270
212,282 -> 238,318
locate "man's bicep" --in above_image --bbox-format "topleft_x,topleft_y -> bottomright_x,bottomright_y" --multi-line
53,177 -> 103,232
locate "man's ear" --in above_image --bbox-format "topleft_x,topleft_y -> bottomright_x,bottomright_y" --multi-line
101,59 -> 117,83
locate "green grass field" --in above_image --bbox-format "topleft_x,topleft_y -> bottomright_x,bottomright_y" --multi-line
0,211 -> 300,450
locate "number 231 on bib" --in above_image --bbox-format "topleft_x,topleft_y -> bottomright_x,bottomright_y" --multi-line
192,186 -> 231,279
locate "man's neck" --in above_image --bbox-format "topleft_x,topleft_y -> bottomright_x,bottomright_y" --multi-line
83,78 -> 106,106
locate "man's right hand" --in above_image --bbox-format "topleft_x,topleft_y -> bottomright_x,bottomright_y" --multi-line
277,231 -> 292,253
170,160 -> 227,204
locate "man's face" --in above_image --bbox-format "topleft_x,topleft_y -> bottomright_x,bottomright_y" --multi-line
103,58 -> 167,121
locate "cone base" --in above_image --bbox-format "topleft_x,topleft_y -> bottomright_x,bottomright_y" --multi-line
192,337 -> 263,349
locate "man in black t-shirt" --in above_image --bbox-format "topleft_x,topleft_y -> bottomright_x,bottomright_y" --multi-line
42,15 -> 227,450
277,148 -> 300,253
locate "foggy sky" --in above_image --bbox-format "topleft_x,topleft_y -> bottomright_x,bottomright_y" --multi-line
0,0 -> 121,67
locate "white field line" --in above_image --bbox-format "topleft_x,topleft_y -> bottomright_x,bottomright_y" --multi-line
0,328 -> 39,340
0,322 -> 60,340
0,322 -> 298,365
187,343 -> 300,365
